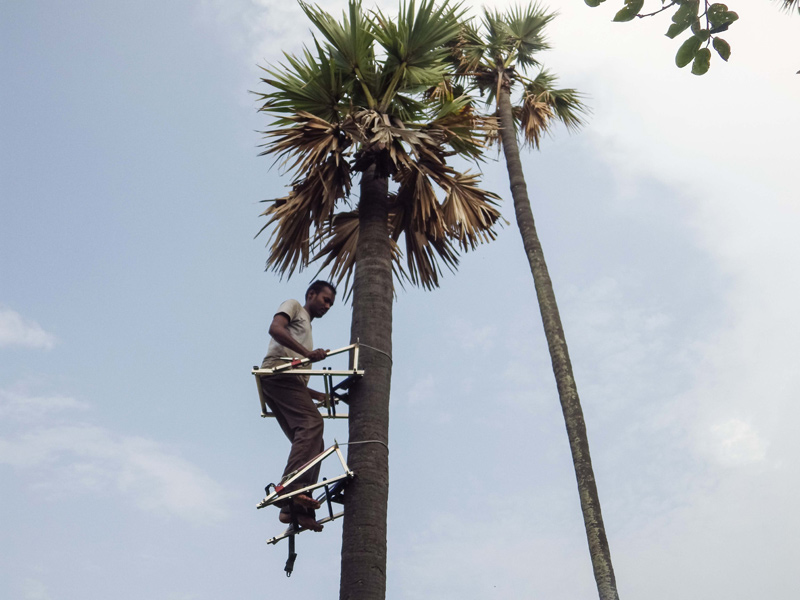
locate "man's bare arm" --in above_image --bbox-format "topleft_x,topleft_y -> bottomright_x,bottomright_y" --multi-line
268,313 -> 328,362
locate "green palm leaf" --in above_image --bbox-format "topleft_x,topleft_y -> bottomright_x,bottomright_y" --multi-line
299,0 -> 380,108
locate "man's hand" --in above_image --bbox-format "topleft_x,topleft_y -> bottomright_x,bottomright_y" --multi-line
308,389 -> 329,404
306,348 -> 329,362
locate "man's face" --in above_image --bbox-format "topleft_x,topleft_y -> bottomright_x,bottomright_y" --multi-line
306,287 -> 335,319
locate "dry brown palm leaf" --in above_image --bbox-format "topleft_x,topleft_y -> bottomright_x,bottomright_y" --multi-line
393,158 -> 448,241
258,191 -> 313,278
427,108 -> 498,159
257,157 -> 352,276
395,138 -> 503,250
260,111 -> 349,177
390,198 -> 460,290
302,156 -> 352,227
309,211 -> 360,294
423,79 -> 454,102
482,106 -> 502,148
518,93 -> 554,149
310,210 -> 406,297
403,228 -> 460,290
438,170 -> 504,249
352,108 -> 441,156
339,111 -> 371,146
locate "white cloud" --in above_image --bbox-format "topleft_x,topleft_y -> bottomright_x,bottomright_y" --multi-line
446,317 -> 497,351
21,578 -> 51,600
0,388 -> 88,421
709,418 -> 768,467
0,389 -> 231,524
0,307 -> 56,350
406,373 -> 435,406
391,499 -> 597,600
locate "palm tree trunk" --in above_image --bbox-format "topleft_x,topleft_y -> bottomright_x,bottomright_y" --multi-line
339,163 -> 393,600
497,82 -> 620,600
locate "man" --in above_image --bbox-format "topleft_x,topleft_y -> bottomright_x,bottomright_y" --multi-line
259,280 -> 336,532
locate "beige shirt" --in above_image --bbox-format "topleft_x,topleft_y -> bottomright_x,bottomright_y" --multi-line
262,299 -> 313,381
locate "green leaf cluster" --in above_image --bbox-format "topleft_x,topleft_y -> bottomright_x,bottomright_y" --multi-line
585,0 -> 742,76
671,2 -> 737,74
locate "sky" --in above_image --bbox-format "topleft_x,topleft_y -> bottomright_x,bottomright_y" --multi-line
1,0 -> 799,598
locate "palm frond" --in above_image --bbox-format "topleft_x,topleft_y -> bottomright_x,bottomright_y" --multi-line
517,97 -> 552,149
372,0 -> 467,108
480,9 -> 512,68
391,202 -> 461,290
257,155 -> 353,277
257,40 -> 347,123
259,110 -> 351,178
299,0 -> 380,108
502,4 -> 554,69
310,210 -> 406,297
395,143 -> 503,252
393,153 -> 448,242
438,171 -> 504,250
257,191 -> 313,279
517,70 -> 588,148
424,92 -> 498,159
453,21 -> 487,76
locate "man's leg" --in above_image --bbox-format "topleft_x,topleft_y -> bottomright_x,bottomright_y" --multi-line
259,375 -> 325,530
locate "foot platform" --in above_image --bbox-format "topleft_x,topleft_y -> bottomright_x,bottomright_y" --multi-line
266,478 -> 349,545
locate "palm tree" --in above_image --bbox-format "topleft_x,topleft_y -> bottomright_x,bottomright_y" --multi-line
255,1 -> 501,597
455,6 -> 619,600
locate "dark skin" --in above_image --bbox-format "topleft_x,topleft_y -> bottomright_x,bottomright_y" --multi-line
267,286 -> 336,530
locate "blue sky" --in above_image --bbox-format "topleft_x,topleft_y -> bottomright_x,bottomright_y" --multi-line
2,1 -> 799,599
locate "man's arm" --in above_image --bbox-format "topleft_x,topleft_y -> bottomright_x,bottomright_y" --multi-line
268,313 -> 328,362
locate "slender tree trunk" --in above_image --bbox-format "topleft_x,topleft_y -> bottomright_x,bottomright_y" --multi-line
339,164 -> 393,600
497,81 -> 619,600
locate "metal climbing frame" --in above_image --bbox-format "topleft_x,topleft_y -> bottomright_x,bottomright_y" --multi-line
252,342 -> 364,419
256,441 -> 353,510
257,442 -> 354,576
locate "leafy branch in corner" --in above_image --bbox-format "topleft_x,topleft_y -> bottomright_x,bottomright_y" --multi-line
585,0 -> 740,75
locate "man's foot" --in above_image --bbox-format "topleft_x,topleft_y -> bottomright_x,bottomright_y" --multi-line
293,493 -> 321,510
298,514 -> 323,532
279,511 -> 323,532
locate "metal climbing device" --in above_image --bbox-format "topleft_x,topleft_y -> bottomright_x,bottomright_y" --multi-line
252,343 -> 364,576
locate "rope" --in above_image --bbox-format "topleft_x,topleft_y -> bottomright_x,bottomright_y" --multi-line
358,342 -> 392,364
340,439 -> 389,453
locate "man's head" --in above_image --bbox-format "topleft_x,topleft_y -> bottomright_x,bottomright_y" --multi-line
304,280 -> 337,319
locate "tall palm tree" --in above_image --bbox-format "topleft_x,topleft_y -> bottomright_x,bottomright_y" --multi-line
455,6 -> 619,600
255,1 -> 501,598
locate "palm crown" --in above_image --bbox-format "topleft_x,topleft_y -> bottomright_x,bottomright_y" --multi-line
454,4 -> 587,148
256,0 -> 503,292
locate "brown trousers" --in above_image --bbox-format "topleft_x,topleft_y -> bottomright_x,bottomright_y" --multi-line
258,374 -> 324,515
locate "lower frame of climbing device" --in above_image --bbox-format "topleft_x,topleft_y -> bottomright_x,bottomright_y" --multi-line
257,443 -> 352,510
